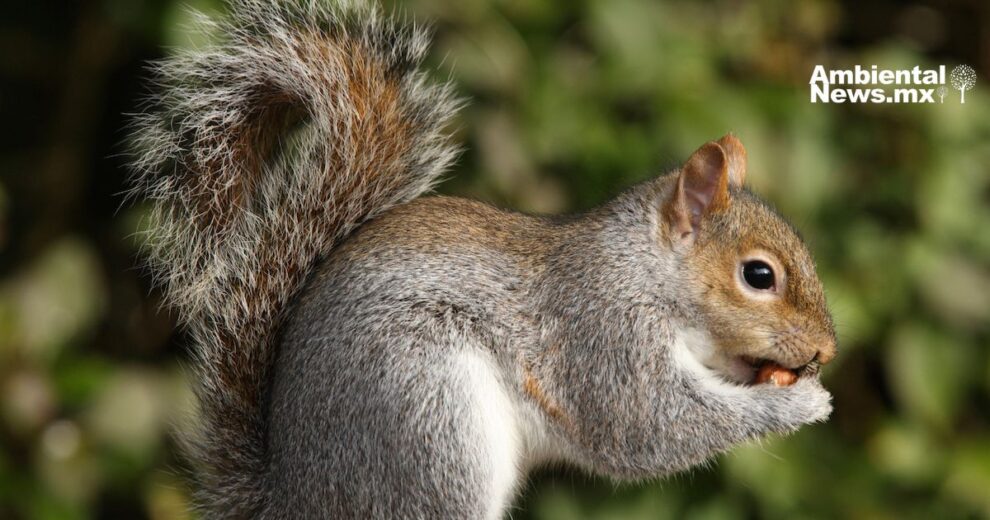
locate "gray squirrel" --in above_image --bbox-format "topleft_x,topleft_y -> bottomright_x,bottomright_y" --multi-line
128,0 -> 837,518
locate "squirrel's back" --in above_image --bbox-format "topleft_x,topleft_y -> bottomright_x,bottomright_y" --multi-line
127,1 -> 459,516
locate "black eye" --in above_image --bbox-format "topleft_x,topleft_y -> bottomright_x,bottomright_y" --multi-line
742,260 -> 775,290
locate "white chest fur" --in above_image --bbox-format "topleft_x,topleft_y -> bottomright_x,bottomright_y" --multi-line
672,327 -> 752,396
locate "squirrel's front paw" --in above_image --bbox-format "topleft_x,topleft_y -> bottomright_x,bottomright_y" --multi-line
750,377 -> 832,433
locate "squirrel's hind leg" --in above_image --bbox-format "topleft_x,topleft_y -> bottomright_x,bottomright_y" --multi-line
266,325 -> 521,519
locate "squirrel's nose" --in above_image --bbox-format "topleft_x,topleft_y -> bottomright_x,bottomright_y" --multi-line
815,339 -> 837,365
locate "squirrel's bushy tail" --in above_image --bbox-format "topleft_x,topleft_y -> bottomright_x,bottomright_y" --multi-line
128,0 -> 459,516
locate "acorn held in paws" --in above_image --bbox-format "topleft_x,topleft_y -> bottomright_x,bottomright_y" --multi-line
754,363 -> 798,387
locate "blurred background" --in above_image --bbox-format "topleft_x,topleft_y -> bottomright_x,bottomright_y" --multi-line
2,0 -> 989,518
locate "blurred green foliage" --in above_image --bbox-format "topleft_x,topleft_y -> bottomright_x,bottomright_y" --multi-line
1,0 -> 988,518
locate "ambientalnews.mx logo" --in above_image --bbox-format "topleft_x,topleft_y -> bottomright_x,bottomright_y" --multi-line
810,65 -> 977,104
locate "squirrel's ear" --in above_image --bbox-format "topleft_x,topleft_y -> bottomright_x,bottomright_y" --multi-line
665,141 -> 730,240
717,133 -> 747,187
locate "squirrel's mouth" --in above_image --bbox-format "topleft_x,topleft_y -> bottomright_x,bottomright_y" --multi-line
675,328 -> 821,388
736,356 -> 820,387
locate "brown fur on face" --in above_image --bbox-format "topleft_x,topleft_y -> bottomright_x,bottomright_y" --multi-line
662,136 -> 836,372
689,189 -> 836,368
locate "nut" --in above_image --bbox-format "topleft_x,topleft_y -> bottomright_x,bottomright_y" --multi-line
754,362 -> 798,387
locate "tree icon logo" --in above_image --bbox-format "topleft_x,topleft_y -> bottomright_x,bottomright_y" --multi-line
950,65 -> 976,103
936,85 -> 947,103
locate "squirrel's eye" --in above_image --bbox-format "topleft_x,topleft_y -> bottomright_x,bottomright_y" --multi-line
742,260 -> 775,290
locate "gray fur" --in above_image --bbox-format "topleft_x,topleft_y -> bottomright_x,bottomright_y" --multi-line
269,184 -> 831,517
129,1 -> 832,518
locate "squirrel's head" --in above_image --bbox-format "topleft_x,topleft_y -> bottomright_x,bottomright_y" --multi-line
659,135 -> 836,385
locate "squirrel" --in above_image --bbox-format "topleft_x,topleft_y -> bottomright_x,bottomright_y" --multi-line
128,0 -> 837,518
